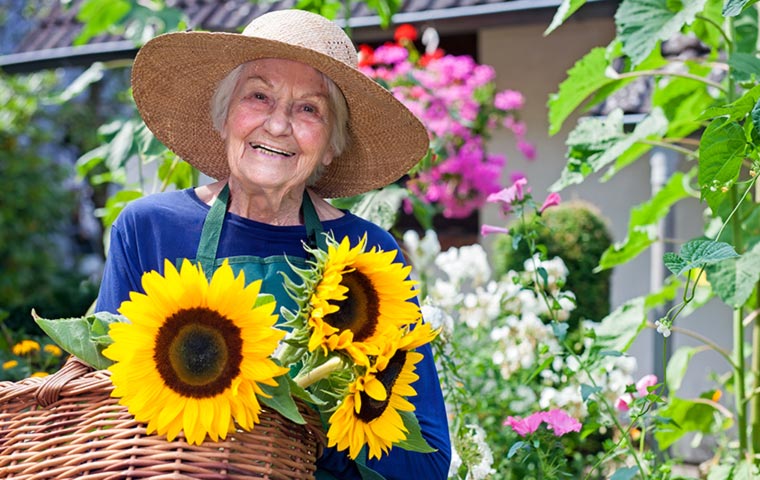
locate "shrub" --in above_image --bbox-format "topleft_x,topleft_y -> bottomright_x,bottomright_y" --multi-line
492,200 -> 613,325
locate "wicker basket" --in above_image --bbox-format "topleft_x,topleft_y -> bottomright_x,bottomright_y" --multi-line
0,356 -> 325,479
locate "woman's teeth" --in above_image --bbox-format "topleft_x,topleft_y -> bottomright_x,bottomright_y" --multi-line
250,143 -> 295,157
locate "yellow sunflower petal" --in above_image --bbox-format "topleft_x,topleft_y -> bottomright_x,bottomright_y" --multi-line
108,258 -> 286,445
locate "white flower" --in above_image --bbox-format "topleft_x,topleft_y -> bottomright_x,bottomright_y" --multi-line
655,319 -> 672,337
435,244 -> 491,288
448,441 -> 463,478
421,302 -> 453,341
403,229 -> 441,273
464,424 -> 496,480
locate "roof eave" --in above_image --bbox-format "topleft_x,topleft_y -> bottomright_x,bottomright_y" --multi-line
0,0 -> 615,73
1,41 -> 138,74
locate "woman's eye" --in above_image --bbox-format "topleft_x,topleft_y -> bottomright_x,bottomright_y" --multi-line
253,92 -> 267,101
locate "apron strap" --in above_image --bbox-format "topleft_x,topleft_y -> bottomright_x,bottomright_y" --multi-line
195,184 -> 326,274
302,191 -> 326,251
196,183 -> 230,275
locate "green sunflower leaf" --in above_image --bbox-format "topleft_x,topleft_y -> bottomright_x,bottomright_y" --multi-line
259,374 -> 307,425
254,293 -> 276,308
396,410 -> 436,453
32,310 -> 126,370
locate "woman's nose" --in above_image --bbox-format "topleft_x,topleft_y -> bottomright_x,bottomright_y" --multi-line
264,104 -> 292,136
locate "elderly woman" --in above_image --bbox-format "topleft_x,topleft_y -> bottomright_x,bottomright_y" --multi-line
95,9 -> 450,480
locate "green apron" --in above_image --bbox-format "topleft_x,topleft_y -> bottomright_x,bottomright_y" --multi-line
187,184 -> 381,479
190,183 -> 325,318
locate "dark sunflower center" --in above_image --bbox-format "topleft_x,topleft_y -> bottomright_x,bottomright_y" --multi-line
154,307 -> 243,398
357,350 -> 407,422
323,270 -> 379,342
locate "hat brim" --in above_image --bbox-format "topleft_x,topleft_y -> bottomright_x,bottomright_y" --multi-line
131,31 -> 430,198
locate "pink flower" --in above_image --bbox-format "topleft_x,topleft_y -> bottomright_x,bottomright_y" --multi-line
481,224 -> 510,236
636,374 -> 658,397
615,393 -> 633,412
517,138 -> 537,160
494,89 -> 525,110
487,178 -> 529,206
539,192 -> 561,213
542,409 -> 582,437
504,412 -> 544,437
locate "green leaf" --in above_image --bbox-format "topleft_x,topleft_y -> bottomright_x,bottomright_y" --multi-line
652,65 -> 714,138
97,189 -> 143,228
733,459 -> 759,480
706,241 -> 760,307
752,97 -> 760,138
697,84 -> 760,122
48,63 -> 105,103
734,6 -> 759,55
664,238 -> 739,277
665,346 -> 699,392
598,170 -> 691,270
396,410 -> 436,453
729,52 -> 760,79
33,310 -> 126,370
259,374 -> 306,425
550,108 -> 668,192
654,396 -> 728,449
581,383 -> 602,401
105,118 -> 138,172
75,144 -> 109,177
688,0 -> 726,49
254,293 -> 276,308
545,0 -> 588,35
615,0 -> 708,67
121,3 -> 188,46
698,118 -> 746,211
706,464 -> 734,480
723,0 -> 760,16
610,466 -> 639,480
339,186 -> 406,231
547,46 -> 618,135
75,0 -> 132,46
507,440 -> 529,459
593,297 -> 646,352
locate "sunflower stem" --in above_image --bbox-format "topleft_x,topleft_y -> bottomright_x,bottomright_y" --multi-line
294,356 -> 344,389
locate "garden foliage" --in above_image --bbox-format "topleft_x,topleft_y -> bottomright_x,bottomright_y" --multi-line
492,200 -> 614,327
547,0 -> 760,476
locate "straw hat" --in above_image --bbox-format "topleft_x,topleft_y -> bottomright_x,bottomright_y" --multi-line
131,9 -> 430,198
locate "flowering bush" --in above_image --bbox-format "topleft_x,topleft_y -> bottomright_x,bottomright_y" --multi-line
0,334 -> 65,381
403,177 -> 713,479
405,227 -> 642,478
358,24 -> 534,219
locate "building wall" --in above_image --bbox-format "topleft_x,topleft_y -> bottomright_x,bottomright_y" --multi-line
479,14 -> 736,461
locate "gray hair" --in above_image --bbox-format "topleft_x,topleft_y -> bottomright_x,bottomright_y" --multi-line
211,61 -> 350,171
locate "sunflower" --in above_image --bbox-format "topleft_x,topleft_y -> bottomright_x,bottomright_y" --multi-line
307,235 -> 421,365
326,341 -> 424,460
103,259 -> 288,445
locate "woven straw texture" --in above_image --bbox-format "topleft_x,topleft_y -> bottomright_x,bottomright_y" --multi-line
0,357 -> 325,479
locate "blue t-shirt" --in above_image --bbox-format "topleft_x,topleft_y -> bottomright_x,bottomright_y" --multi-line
95,188 -> 451,480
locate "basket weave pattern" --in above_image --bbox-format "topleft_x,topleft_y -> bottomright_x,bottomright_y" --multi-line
0,357 -> 325,479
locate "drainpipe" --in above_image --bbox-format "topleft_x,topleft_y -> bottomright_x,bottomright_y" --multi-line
650,148 -> 677,386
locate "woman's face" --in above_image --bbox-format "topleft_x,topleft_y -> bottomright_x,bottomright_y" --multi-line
223,59 -> 333,195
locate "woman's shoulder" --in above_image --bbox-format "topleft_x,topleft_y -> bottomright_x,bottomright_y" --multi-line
327,211 -> 399,250
114,189 -> 203,226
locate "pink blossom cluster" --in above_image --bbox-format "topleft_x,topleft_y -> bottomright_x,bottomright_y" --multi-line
479,177 -> 562,236
504,408 -> 582,437
615,374 -> 658,411
359,27 -> 535,218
